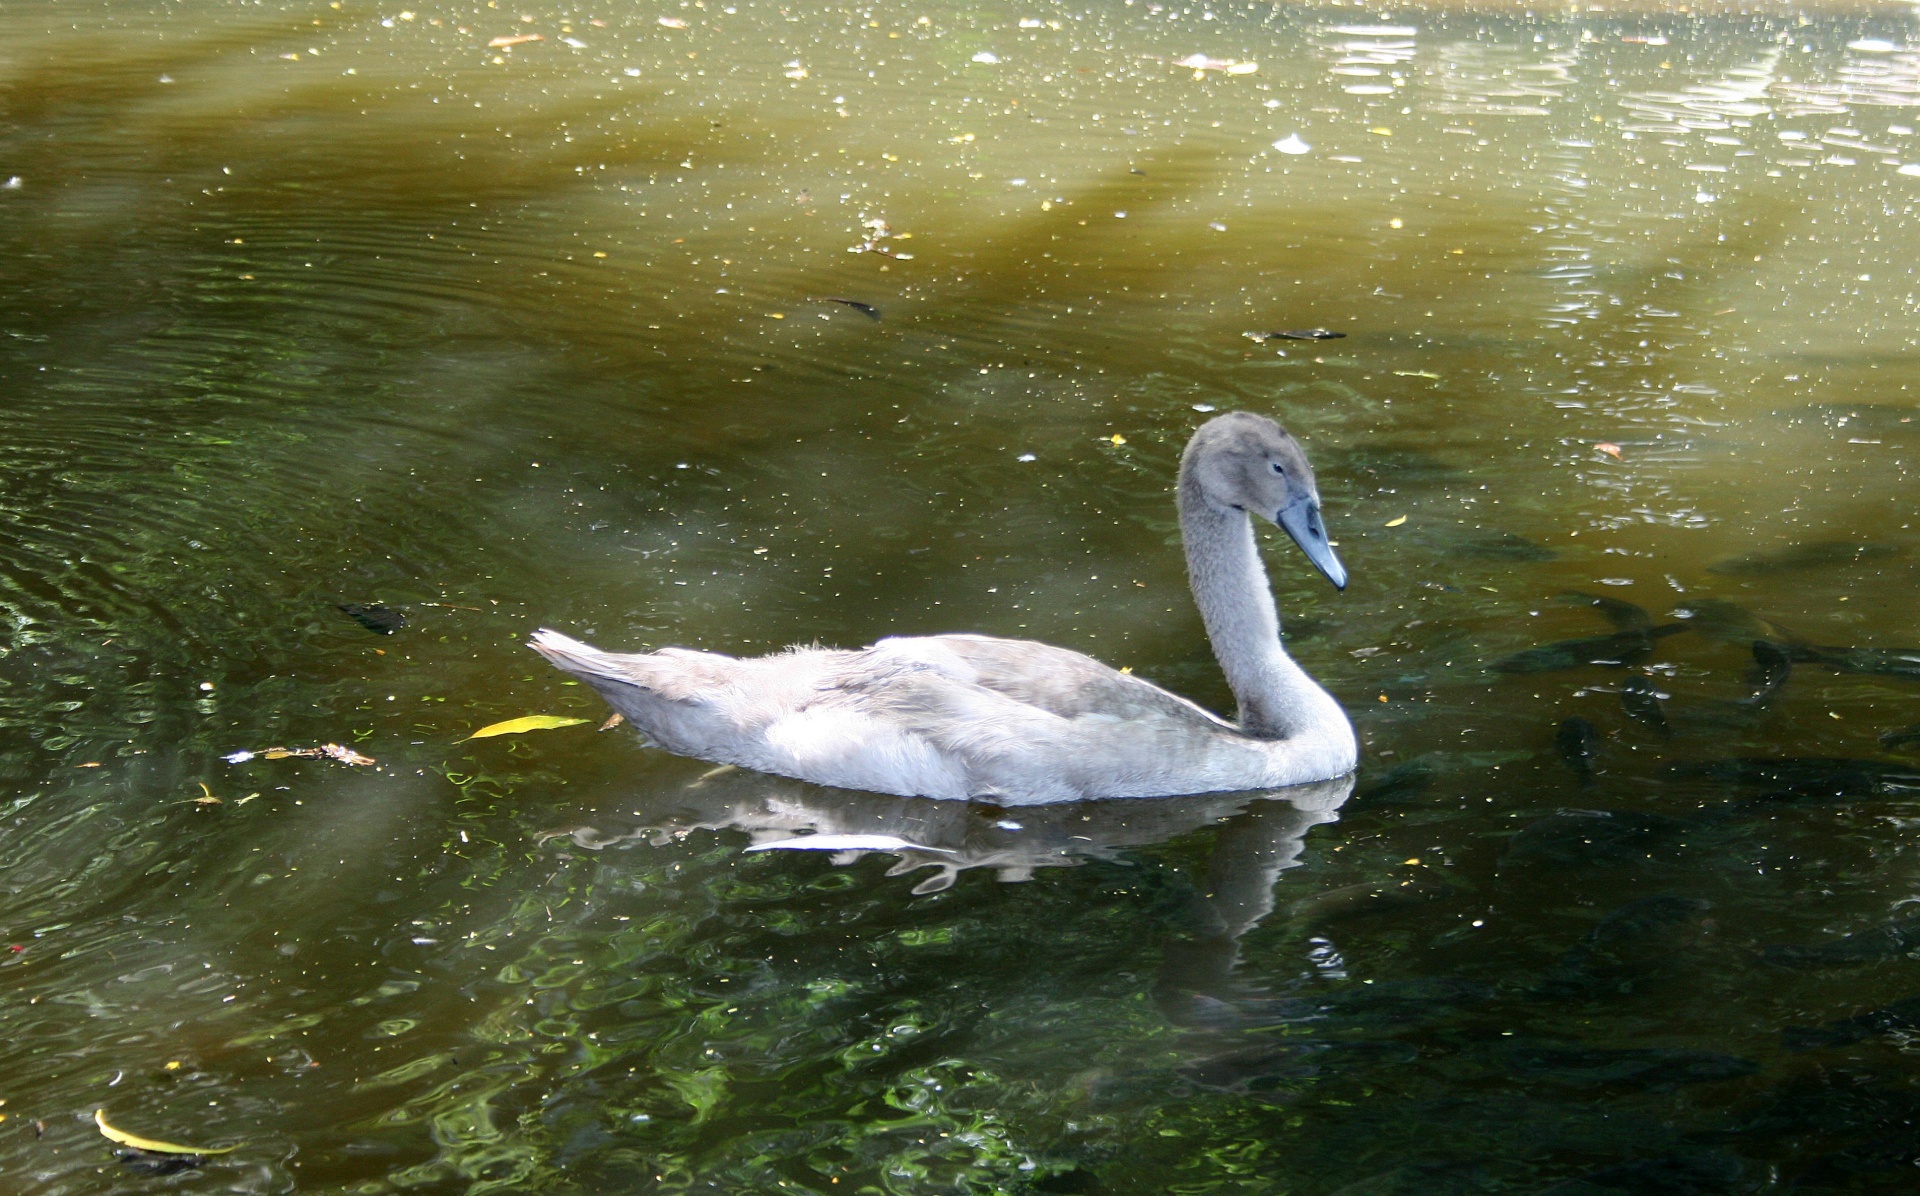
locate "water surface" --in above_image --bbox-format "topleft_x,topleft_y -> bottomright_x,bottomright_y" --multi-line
5,0 -> 1920,1191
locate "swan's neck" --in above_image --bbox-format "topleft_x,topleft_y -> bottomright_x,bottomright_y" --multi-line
1178,472 -> 1328,740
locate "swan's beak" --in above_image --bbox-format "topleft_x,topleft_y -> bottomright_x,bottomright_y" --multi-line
1278,498 -> 1347,590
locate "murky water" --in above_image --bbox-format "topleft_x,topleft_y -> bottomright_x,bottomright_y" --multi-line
5,0 -> 1920,1190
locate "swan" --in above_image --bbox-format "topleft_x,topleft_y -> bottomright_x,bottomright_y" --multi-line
529,411 -> 1357,804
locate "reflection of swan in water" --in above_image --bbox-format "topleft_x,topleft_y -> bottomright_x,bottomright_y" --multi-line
530,412 -> 1355,804
544,767 -> 1352,900
548,768 -> 1352,1032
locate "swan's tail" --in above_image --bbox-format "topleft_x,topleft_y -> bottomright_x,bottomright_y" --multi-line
528,628 -> 632,685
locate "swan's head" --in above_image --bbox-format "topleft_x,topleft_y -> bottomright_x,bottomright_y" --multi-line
1183,411 -> 1346,590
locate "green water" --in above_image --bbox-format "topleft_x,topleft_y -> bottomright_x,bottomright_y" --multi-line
5,0 -> 1920,1191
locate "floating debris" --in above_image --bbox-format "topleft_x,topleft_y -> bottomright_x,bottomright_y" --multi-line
95,1109 -> 239,1157
657,15 -> 687,27
1595,442 -> 1624,460
809,296 -> 880,320
336,603 -> 407,634
487,32 -> 543,47
848,215 -> 911,257
224,744 -> 375,766
1272,134 -> 1312,155
1245,329 -> 1345,342
597,712 -> 626,731
464,715 -> 590,741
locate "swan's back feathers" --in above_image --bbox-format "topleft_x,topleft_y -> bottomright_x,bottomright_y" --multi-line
867,635 -> 1234,727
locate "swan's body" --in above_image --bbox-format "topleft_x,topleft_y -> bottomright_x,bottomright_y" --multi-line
531,412 -> 1356,804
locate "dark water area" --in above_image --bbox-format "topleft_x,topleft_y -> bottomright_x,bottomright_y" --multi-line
5,0 -> 1920,1191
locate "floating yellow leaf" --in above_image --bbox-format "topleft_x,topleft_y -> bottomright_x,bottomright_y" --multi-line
1108,433 -> 1127,445
1385,515 -> 1408,527
94,1109 -> 239,1156
464,715 -> 589,741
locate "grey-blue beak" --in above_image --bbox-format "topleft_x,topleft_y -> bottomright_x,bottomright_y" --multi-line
1277,498 -> 1347,590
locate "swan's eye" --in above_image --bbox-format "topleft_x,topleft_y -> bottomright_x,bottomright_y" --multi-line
1270,461 -> 1285,475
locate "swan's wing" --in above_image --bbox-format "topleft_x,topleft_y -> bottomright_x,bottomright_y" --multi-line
816,635 -> 1259,801
867,634 -> 1236,730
